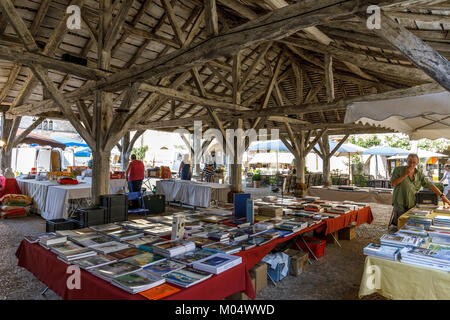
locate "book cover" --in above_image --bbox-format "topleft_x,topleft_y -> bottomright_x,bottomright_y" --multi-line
73,254 -> 116,269
112,270 -> 165,293
122,252 -> 166,267
171,250 -> 216,265
109,248 -> 147,260
200,256 -> 229,267
91,261 -> 141,280
163,268 -> 212,287
144,260 -> 186,276
139,283 -> 181,300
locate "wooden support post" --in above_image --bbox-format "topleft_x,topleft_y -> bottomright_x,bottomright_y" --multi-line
120,132 -> 130,171
230,118 -> 243,192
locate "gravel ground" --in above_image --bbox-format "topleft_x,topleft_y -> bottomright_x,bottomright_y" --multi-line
0,187 -> 393,300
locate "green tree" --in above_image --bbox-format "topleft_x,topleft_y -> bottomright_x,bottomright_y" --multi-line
384,135 -> 411,149
417,138 -> 449,152
348,135 -> 381,148
132,146 -> 148,160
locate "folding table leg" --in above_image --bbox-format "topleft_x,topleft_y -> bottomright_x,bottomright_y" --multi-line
41,286 -> 49,295
294,238 -> 315,264
299,235 -> 318,261
267,273 -> 277,287
330,232 -> 342,248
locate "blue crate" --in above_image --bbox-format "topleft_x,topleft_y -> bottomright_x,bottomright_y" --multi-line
267,257 -> 290,282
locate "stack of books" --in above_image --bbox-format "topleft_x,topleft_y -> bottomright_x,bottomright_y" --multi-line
143,224 -> 172,237
152,240 -> 196,258
109,248 -> 146,260
50,241 -> 97,262
192,253 -> 242,274
433,215 -> 450,228
69,233 -> 116,248
111,269 -> 166,294
124,235 -> 163,248
106,229 -> 144,241
434,206 -> 450,214
303,204 -> 324,213
171,249 -> 216,265
397,225 -> 428,237
399,247 -> 450,272
72,254 -> 117,270
363,243 -> 400,261
428,230 -> 450,245
380,233 -> 423,248
227,229 -> 249,242
185,236 -> 215,248
275,221 -> 308,233
90,261 -> 141,281
406,211 -> 432,230
207,230 -> 231,242
163,268 -> 212,288
91,241 -> 130,254
24,233 -> 66,247
202,242 -> 242,254
144,259 -> 186,277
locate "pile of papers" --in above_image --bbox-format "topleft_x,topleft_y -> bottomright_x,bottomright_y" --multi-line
433,215 -> 450,228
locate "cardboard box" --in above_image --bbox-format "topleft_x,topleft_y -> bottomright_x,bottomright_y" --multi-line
249,262 -> 267,292
226,277 -> 256,300
284,249 -> 308,276
338,226 -> 356,240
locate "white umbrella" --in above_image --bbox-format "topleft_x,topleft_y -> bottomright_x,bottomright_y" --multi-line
344,92 -> 450,140
388,148 -> 447,160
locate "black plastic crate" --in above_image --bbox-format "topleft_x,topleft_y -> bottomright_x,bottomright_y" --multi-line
416,189 -> 438,205
73,207 -> 106,227
143,194 -> 166,214
100,194 -> 128,223
46,219 -> 75,233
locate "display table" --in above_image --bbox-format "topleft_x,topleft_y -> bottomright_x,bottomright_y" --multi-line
0,177 -> 22,197
44,184 -> 91,220
156,180 -> 231,207
15,240 -> 255,300
77,177 -> 127,194
16,179 -> 58,214
398,208 -> 450,229
18,178 -> 128,220
359,256 -> 450,300
306,186 -> 393,205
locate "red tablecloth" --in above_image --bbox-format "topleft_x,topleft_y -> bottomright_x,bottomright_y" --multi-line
0,177 -> 22,197
15,240 -> 255,300
236,206 -> 374,269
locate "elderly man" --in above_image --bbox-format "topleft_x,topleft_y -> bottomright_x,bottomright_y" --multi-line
390,153 -> 450,226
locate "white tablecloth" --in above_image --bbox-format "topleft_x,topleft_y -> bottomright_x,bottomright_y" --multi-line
19,178 -> 128,220
16,179 -> 58,214
77,177 -> 128,194
156,180 -> 231,207
43,184 -> 91,220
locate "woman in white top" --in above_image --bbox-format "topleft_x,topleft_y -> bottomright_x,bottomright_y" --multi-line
439,164 -> 450,197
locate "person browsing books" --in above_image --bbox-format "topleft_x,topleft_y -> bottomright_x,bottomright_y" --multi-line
178,154 -> 191,180
390,154 -> 450,226
201,164 -> 215,183
126,154 -> 145,192
439,164 -> 450,198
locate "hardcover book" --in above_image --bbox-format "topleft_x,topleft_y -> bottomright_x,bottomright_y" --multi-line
121,252 -> 166,268
192,253 -> 242,274
144,260 -> 186,276
111,270 -> 165,294
109,248 -> 147,260
171,249 -> 217,265
72,254 -> 117,270
90,261 -> 141,281
163,267 -> 212,288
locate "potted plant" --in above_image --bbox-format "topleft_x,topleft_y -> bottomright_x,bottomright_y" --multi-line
269,175 -> 277,191
252,171 -> 262,188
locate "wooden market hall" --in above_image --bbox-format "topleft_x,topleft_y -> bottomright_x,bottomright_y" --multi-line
0,0 -> 449,302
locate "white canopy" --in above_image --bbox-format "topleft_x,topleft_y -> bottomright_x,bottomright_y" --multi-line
387,148 -> 447,160
344,92 -> 450,140
248,152 -> 294,164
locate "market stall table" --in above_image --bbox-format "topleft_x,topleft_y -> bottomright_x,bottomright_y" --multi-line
43,183 -> 91,220
15,240 -> 255,300
16,179 -> 58,214
306,186 -> 393,205
359,256 -> 450,300
156,180 -> 231,208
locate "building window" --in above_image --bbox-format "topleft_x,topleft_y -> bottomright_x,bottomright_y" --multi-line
43,120 -> 48,131
48,120 -> 53,131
